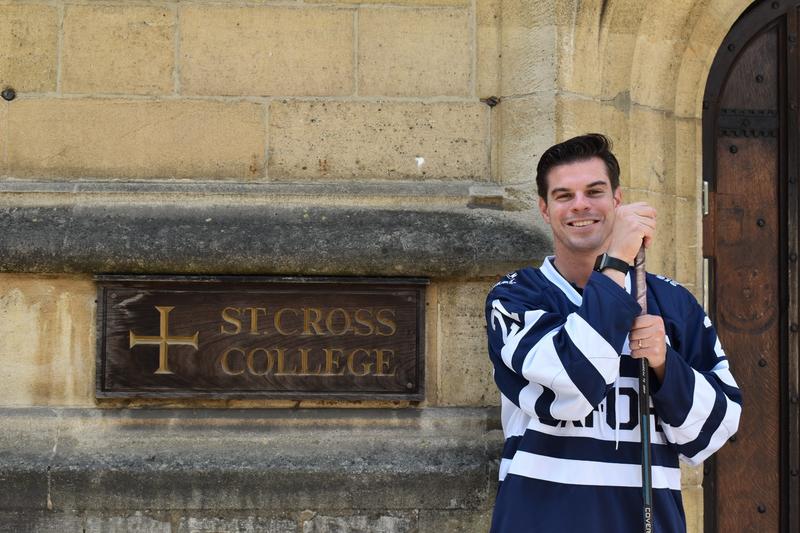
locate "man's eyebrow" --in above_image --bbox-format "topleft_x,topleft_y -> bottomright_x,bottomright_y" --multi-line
550,181 -> 609,195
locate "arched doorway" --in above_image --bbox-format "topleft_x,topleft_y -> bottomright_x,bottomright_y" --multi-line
703,1 -> 799,531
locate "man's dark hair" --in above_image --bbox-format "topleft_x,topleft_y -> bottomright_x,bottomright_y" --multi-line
536,133 -> 621,200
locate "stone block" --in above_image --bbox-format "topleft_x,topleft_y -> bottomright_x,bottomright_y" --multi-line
630,35 -> 686,112
84,513 -> 172,533
0,203 -> 549,278
436,281 -> 495,406
178,515 -> 297,532
0,4 -> 58,93
500,14 -> 556,97
628,106 -> 676,195
555,96 -> 629,187
682,485 -> 704,533
0,275 -> 95,407
268,100 -> 489,180
302,513 -> 414,533
681,462 -> 704,487
418,509 -> 494,532
6,99 -> 265,179
638,1 -> 698,43
675,196 -> 701,288
675,117 -> 701,198
62,5 -> 175,95
477,0 -> 501,98
307,0 -> 467,4
1,101 -> 7,174
0,408 -> 496,512
180,5 -> 353,96
358,8 -> 470,97
497,94 -> 555,186
0,512 -> 85,532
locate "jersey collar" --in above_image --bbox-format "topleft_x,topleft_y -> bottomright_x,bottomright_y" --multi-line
540,255 -> 631,306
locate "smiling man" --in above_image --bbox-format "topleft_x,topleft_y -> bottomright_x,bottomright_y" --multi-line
485,134 -> 741,532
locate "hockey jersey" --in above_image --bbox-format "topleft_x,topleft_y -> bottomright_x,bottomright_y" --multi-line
486,257 -> 741,533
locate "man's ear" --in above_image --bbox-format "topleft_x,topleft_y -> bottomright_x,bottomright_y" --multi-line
538,196 -> 550,223
613,187 -> 622,207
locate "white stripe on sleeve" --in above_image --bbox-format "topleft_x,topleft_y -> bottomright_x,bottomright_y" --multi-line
680,398 -> 742,465
520,332 -> 595,420
499,309 -> 546,370
563,313 -> 620,383
661,370 -> 717,445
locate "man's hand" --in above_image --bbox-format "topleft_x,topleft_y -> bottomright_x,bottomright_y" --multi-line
629,314 -> 666,382
606,202 -> 657,264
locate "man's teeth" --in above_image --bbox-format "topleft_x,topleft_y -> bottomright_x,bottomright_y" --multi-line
571,220 -> 595,227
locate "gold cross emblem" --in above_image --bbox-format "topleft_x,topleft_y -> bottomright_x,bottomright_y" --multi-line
129,306 -> 199,375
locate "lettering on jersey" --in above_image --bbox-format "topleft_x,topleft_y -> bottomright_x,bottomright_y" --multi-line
492,271 -> 518,288
537,385 -> 664,435
655,274 -> 680,287
490,299 -> 523,343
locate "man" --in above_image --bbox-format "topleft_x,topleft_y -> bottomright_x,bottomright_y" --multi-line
485,134 -> 741,532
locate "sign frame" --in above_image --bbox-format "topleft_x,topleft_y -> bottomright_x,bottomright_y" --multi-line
94,275 -> 428,401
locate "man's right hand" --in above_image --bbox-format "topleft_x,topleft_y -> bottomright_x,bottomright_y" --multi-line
605,202 -> 657,264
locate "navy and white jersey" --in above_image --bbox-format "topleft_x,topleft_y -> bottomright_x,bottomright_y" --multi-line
486,257 -> 741,533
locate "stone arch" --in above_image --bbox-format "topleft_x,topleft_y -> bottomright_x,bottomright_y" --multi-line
555,0 -> 754,290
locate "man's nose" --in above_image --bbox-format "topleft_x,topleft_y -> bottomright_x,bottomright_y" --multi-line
571,193 -> 590,210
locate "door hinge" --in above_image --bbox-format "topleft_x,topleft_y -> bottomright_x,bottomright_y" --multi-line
702,181 -> 710,216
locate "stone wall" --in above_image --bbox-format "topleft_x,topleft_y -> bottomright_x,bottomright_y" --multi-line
0,0 -> 756,531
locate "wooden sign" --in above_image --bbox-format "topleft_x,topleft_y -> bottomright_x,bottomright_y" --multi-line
95,276 -> 427,400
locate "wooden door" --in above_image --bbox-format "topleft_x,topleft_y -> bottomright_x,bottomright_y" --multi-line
703,1 -> 799,531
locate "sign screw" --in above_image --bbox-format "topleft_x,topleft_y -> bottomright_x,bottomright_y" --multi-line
756,218 -> 765,227
757,504 -> 767,514
1,87 -> 15,101
406,382 -> 414,389
758,358 -> 768,367
729,145 -> 738,154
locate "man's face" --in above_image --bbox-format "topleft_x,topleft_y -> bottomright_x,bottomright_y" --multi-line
538,157 -> 622,259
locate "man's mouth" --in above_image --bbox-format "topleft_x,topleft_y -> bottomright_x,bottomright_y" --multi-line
567,220 -> 598,227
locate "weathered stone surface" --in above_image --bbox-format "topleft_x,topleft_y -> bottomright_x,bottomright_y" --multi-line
0,4 -> 58,93
436,281 -> 496,406
675,196 -> 701,290
6,99 -> 265,180
499,0 -> 556,97
628,106 -> 677,195
0,275 -> 95,407
62,5 -> 175,95
0,408 -> 500,513
418,509 -> 493,532
180,5 -> 353,97
477,0 -> 501,98
307,0 -> 467,4
178,515 -> 297,533
302,514 -> 414,533
496,94 -> 555,186
358,8 -> 470,97
269,100 -> 489,181
0,202 -> 549,278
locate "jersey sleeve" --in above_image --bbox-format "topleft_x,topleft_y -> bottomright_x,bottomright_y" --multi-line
650,290 -> 742,465
486,271 -> 641,421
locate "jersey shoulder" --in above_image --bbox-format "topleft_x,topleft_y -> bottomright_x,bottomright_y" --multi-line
645,272 -> 702,315
486,266 -> 551,307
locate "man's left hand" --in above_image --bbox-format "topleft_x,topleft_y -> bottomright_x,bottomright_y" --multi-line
629,314 -> 667,382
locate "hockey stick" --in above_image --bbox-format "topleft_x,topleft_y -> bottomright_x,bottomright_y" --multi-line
634,247 -> 653,533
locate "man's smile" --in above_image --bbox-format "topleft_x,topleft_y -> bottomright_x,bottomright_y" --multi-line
567,219 -> 599,228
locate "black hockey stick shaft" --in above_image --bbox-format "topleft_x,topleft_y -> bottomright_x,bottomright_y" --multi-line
634,247 -> 653,533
